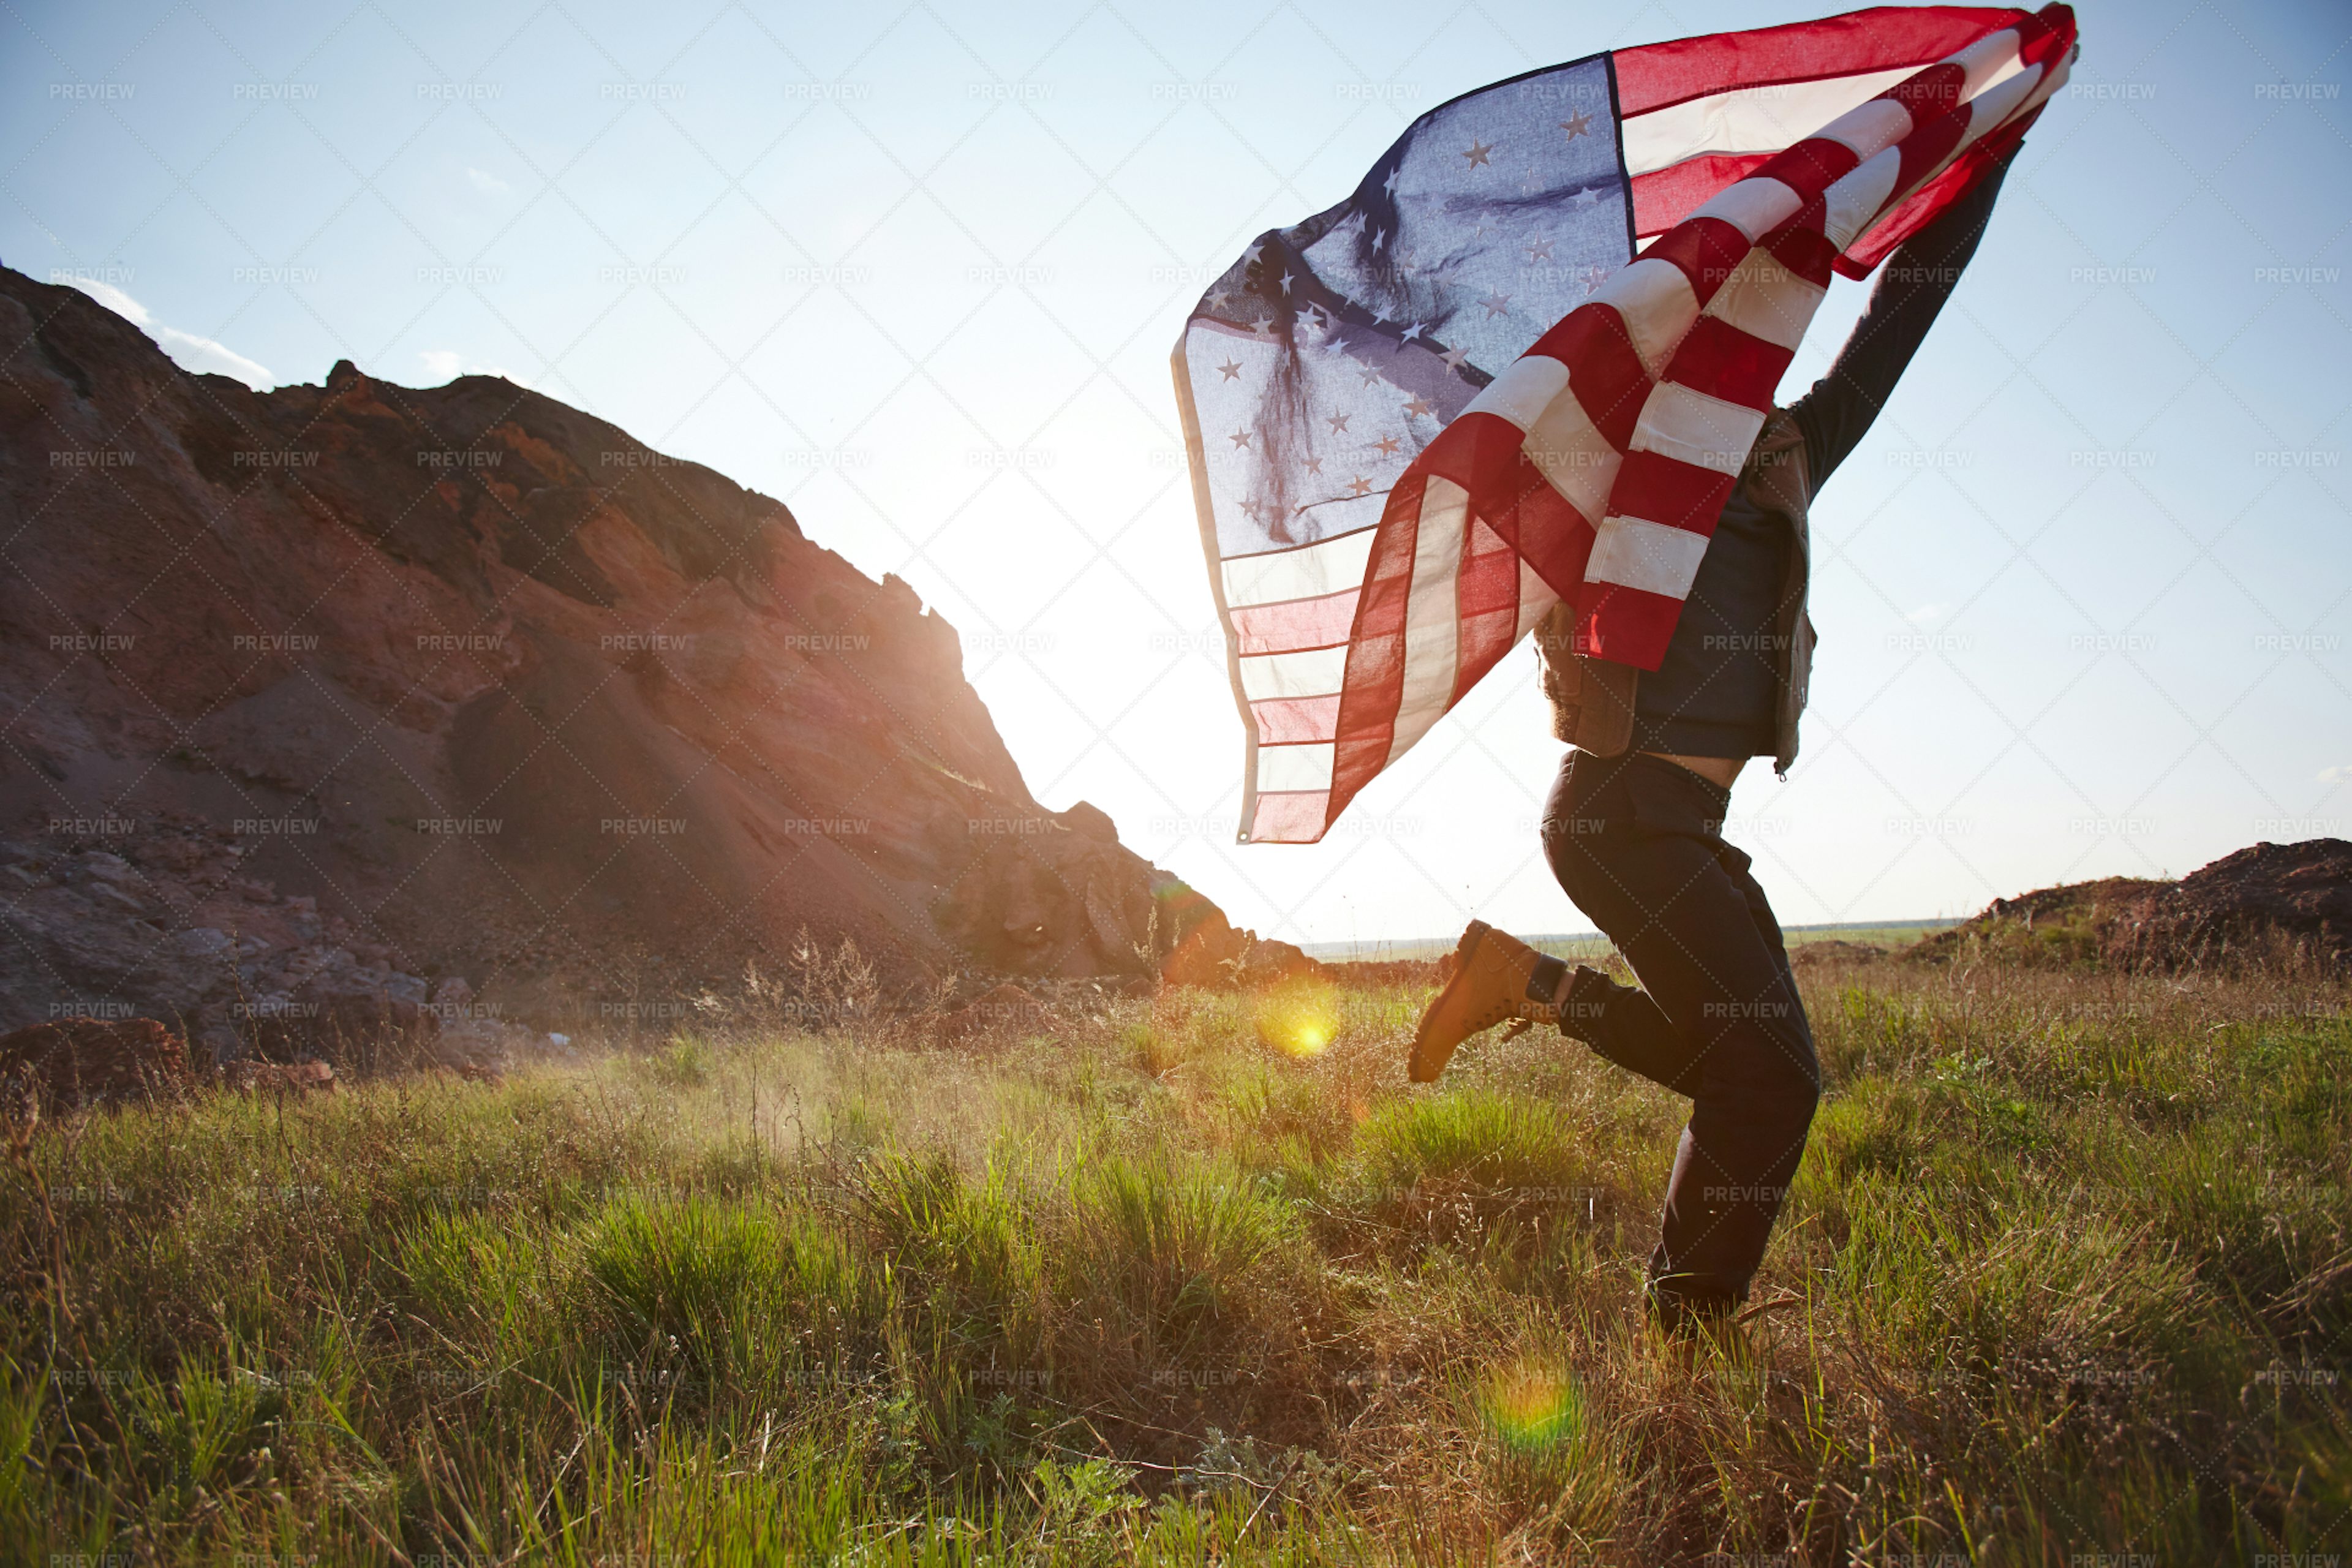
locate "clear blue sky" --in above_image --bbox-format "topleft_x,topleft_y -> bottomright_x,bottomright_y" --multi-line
4,0 -> 2346,947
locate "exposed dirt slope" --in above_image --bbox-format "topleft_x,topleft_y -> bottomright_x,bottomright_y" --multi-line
1907,840 -> 2350,973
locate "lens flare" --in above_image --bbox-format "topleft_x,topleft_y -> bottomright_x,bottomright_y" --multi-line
1253,975 -> 1340,1058
1476,1360 -> 1587,1455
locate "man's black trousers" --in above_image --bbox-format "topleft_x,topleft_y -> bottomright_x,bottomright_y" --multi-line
1539,748 -> 1821,1310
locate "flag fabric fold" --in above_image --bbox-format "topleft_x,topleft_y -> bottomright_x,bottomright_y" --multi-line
1175,4 -> 2076,845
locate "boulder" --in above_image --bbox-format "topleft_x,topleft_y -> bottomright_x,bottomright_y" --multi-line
0,1016 -> 191,1109
1152,873 -> 1324,990
932,981 -> 1052,1042
221,1059 -> 337,1095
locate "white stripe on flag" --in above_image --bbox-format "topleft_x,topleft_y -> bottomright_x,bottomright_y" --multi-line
1255,743 -> 1336,792
1222,528 -> 1377,608
1594,257 -> 1700,378
1525,379 -> 1620,523
1238,644 -> 1347,700
1824,145 -> 1904,249
1952,24 -> 2030,96
1688,175 -> 1804,241
1964,58 -> 2047,139
1462,354 -> 1570,432
1817,96 -> 1916,165
1705,245 -> 1825,352
1621,65 -> 1915,175
1585,514 -> 1713,598
1632,382 -> 1770,476
1384,475 -> 1470,766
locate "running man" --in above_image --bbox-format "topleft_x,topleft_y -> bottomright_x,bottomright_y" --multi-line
1406,145 -> 2023,1335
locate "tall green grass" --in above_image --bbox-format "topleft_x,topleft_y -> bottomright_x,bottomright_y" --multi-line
1,958 -> 2345,1562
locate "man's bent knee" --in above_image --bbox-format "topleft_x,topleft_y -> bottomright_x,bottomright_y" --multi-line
1706,1039 -> 1819,1126
1755,1061 -> 1820,1144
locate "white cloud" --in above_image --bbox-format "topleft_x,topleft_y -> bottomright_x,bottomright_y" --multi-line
467,167 -> 510,195
156,326 -> 273,388
2320,764 -> 2351,786
63,278 -> 273,389
1905,603 -> 1948,626
418,348 -> 530,388
72,277 -> 149,325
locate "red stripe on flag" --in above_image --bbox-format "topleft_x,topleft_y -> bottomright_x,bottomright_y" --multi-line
1630,154 -> 1776,238
1452,513 -> 1521,704
1610,449 -> 1739,535
1250,693 -> 1340,744
1637,216 -> 1753,307
1571,579 -> 1687,671
1765,208 -> 1841,286
1892,94 -> 1970,202
1882,59 -> 1968,115
2012,3 -> 2068,56
1612,5 -> 2031,115
1229,589 -> 1359,657
1665,315 -> 1797,412
1492,464 -> 1600,599
1328,476 -> 1428,831
1753,135 -> 1864,203
1423,408 -> 1539,511
1531,308 -> 1651,451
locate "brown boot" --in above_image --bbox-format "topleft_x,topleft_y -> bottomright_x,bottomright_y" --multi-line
1408,921 -> 1568,1083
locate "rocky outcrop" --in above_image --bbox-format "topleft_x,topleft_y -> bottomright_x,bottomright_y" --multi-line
1153,872 -> 1323,989
0,265 -> 1222,1036
1908,840 -> 2351,973
0,815 -> 436,1058
0,1011 -> 347,1113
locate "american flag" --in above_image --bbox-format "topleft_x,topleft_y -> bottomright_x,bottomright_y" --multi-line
1175,4 -> 2077,845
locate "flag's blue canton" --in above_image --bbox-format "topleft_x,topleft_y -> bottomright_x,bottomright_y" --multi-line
1184,53 -> 1634,561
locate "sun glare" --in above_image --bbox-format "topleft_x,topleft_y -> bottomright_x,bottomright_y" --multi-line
1477,1360 -> 1588,1455
1253,976 -> 1341,1058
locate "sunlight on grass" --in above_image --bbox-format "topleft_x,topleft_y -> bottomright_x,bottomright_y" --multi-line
1,958 -> 2344,1561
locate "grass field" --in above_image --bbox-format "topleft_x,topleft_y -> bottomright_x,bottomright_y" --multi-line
3,946 -> 2347,1564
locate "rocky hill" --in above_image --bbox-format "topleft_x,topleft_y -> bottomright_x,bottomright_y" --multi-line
0,265 -> 1254,1054
1905,839 -> 2351,973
